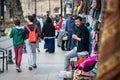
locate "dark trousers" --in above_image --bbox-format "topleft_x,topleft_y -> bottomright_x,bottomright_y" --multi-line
61,40 -> 66,50
44,38 -> 55,53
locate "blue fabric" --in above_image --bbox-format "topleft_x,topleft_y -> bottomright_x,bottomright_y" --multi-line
87,26 -> 92,54
94,9 -> 101,20
16,28 -> 23,32
44,39 -> 48,49
67,33 -> 77,50
66,18 -> 77,33
92,68 -> 97,74
66,17 -> 77,50
44,38 -> 55,53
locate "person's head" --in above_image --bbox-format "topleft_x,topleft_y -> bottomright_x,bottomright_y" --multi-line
75,16 -> 82,27
46,17 -> 52,23
93,21 -> 101,32
66,11 -> 72,18
86,22 -> 90,27
14,19 -> 20,26
73,15 -> 77,19
27,15 -> 34,23
59,14 -> 62,19
32,14 -> 36,19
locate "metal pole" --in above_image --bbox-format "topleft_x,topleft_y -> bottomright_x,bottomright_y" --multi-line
0,0 -> 4,21
60,0 -> 62,16
35,0 -> 37,15
49,0 -> 51,16
28,0 -> 30,15
0,0 -> 4,33
7,50 -> 14,64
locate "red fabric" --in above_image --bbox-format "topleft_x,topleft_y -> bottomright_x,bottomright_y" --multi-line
14,45 -> 23,66
58,20 -> 62,29
75,58 -> 86,68
80,54 -> 97,69
55,20 -> 62,32
55,26 -> 60,32
75,55 -> 89,68
52,20 -> 54,25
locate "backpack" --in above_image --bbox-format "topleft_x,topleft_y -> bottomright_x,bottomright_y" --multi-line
26,26 -> 37,43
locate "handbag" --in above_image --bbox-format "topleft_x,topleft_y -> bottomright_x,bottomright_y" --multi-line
62,34 -> 68,41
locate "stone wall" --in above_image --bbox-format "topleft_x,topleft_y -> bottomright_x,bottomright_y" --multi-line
20,0 -> 60,17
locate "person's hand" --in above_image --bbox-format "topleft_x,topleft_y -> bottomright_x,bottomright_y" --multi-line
72,34 -> 81,41
66,31 -> 68,34
72,34 -> 77,39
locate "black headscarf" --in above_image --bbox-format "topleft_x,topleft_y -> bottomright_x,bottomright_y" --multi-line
46,17 -> 52,23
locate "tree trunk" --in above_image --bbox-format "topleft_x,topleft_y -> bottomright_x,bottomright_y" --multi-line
9,0 -> 24,20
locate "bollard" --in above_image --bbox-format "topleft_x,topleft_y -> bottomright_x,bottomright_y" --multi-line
71,60 -> 75,70
71,60 -> 75,80
7,50 -> 14,64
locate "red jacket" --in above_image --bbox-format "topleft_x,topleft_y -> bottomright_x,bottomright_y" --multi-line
55,20 -> 62,32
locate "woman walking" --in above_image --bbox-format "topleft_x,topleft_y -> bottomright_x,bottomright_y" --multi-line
41,17 -> 55,53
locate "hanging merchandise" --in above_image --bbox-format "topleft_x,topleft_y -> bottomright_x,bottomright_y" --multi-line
77,0 -> 90,15
91,0 -> 102,20
66,3 -> 73,14
74,6 -> 78,12
92,0 -> 97,9
77,0 -> 84,14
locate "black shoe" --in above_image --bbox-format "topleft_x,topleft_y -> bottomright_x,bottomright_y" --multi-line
16,69 -> 22,72
33,64 -> 37,68
28,67 -> 32,70
61,47 -> 65,51
45,49 -> 48,53
57,45 -> 61,47
66,48 -> 70,51
37,48 -> 40,52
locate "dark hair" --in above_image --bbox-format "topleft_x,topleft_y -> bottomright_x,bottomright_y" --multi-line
86,22 -> 90,26
32,14 -> 36,19
14,19 -> 20,26
59,14 -> 62,17
94,21 -> 101,31
28,15 -> 34,22
46,17 -> 52,23
75,16 -> 82,21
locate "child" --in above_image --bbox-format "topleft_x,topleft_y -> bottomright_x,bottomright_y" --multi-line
10,20 -> 24,72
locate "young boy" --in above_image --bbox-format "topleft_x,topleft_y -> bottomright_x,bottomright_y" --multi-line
10,20 -> 24,72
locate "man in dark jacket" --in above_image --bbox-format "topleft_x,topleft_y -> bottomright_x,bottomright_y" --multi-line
64,16 -> 89,71
32,14 -> 41,52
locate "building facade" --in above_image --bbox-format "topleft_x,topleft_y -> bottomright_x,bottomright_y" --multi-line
20,0 -> 61,17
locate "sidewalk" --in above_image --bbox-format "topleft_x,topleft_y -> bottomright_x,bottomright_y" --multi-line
0,39 -> 67,80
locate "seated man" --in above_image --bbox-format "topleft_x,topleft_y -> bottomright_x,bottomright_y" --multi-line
64,16 -> 89,71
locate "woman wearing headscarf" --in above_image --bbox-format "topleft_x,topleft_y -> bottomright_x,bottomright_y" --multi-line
41,17 -> 55,53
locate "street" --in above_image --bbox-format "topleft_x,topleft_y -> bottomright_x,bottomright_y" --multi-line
0,36 -> 67,80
